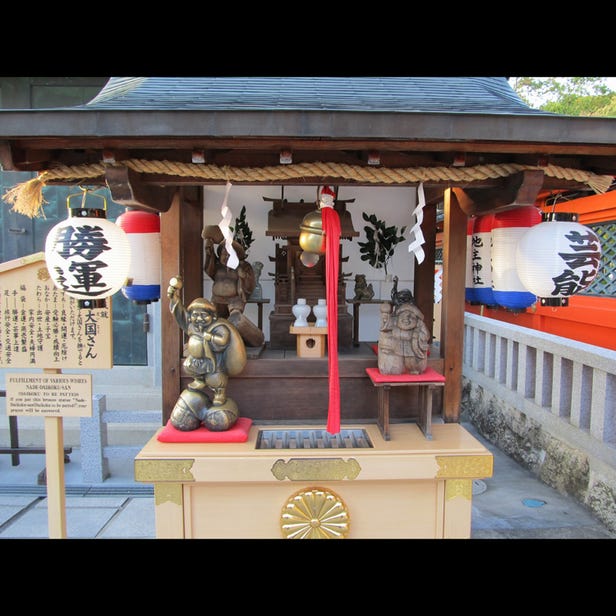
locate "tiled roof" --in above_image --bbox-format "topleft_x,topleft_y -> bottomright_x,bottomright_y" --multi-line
83,77 -> 550,115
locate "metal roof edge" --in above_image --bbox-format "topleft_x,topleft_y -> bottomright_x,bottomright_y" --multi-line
0,108 -> 615,145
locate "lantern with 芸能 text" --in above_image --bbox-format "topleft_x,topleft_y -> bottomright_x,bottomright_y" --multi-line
116,208 -> 161,304
515,212 -> 602,307
44,189 -> 131,309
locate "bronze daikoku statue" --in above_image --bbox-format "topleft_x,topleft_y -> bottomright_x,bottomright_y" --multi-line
167,275 -> 247,431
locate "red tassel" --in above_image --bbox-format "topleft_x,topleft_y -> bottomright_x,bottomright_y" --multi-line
322,206 -> 341,434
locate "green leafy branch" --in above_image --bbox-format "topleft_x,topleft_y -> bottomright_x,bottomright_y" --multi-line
357,212 -> 406,277
231,205 -> 254,255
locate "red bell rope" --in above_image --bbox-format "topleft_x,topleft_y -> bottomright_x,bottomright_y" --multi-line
322,205 -> 341,434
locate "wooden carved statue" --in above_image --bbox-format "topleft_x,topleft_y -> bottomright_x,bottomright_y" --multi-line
202,224 -> 264,348
378,287 -> 431,375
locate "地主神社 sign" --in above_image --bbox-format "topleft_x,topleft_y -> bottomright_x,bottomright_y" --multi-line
0,252 -> 112,370
5,372 -> 92,417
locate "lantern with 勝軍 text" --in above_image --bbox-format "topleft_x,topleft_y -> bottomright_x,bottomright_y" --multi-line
44,190 -> 131,309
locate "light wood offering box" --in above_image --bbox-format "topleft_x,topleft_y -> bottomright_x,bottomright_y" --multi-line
135,422 -> 493,539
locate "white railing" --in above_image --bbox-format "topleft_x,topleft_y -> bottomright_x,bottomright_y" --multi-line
463,312 -> 616,469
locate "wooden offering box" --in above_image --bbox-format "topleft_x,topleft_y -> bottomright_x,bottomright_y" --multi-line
289,325 -> 327,358
135,422 -> 493,539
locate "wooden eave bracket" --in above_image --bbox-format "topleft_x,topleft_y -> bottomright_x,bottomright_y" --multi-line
105,165 -> 176,213
0,140 -> 15,170
0,141 -> 51,172
453,169 -> 545,216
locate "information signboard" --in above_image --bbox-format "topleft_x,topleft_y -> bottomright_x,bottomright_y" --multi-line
0,253 -> 112,369
5,372 -> 92,417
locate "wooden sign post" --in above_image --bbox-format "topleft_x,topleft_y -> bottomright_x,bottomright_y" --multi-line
44,376 -> 67,539
0,253 -> 112,538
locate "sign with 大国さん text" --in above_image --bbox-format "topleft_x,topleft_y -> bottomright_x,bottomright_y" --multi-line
0,253 -> 112,369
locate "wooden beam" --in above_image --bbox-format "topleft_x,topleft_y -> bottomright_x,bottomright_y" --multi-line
455,169 -> 545,216
423,187 -> 445,207
0,143 -> 51,171
105,165 -> 176,213
160,187 -> 204,424
440,188 -> 467,423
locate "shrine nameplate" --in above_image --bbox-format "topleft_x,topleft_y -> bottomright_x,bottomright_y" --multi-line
0,253 -> 112,369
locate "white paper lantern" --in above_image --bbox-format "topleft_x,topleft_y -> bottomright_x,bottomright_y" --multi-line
45,205 -> 131,309
492,206 -> 541,310
116,209 -> 161,304
472,213 -> 496,306
516,212 -> 602,306
465,218 -> 477,303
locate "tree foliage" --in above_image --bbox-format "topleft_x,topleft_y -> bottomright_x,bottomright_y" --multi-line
510,77 -> 616,117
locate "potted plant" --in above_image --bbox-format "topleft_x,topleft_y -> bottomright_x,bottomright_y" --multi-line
357,212 -> 407,279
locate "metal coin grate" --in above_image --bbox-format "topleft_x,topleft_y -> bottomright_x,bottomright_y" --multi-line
256,428 -> 373,449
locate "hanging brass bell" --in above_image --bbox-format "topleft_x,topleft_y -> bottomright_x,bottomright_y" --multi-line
299,209 -> 326,255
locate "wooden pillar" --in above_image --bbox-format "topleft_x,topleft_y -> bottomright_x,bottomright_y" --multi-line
440,188 -> 467,423
161,186 -> 204,425
413,200 -> 437,341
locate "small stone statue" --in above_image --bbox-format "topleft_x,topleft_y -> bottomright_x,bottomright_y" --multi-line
353,273 -> 375,301
378,297 -> 431,375
167,275 -> 247,431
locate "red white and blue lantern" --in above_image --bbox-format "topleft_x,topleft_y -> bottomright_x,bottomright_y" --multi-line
44,193 -> 131,309
516,212 -> 602,307
465,218 -> 477,303
116,209 -> 162,304
491,206 -> 541,310
471,213 -> 496,306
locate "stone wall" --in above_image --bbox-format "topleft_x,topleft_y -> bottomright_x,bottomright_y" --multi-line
461,378 -> 616,534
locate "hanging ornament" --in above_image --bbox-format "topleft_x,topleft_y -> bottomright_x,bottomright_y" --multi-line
298,185 -> 336,268
321,190 -> 341,436
491,206 -> 541,311
408,182 -> 426,264
472,213 -> 496,306
515,212 -> 602,307
116,208 -> 161,304
44,188 -> 131,309
298,209 -> 325,268
217,181 -> 239,270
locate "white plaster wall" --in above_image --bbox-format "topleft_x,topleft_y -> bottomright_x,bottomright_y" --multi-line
202,184 -> 419,342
